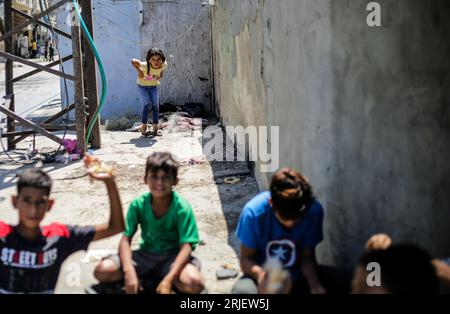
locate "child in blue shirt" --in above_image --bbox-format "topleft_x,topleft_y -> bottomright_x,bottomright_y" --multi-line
232,168 -> 326,294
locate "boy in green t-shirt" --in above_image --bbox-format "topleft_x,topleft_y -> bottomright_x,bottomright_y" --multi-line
92,152 -> 204,294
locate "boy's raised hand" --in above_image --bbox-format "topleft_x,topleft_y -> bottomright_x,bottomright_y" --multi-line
84,155 -> 114,182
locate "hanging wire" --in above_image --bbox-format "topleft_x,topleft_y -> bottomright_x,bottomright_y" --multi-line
40,0 -> 71,160
94,5 -> 207,49
0,128 -> 34,165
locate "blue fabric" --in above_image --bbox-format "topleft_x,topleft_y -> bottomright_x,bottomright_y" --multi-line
236,191 -> 324,280
137,85 -> 159,124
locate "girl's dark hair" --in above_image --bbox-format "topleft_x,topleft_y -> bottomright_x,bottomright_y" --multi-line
270,168 -> 314,220
17,169 -> 52,196
145,152 -> 178,179
359,244 -> 439,294
146,48 -> 166,75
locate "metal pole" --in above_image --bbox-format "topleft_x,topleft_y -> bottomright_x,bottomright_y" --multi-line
5,0 -> 15,150
209,5 -> 216,116
71,4 -> 87,155
80,0 -> 101,149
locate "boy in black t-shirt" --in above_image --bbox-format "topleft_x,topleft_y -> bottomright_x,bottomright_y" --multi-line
0,157 -> 125,294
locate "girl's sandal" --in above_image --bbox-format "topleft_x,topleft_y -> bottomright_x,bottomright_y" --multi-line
141,130 -> 153,137
153,130 -> 163,137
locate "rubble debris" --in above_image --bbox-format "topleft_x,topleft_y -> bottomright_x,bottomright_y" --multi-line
106,115 -> 140,131
63,139 -> 78,154
183,103 -> 205,118
224,177 -> 241,185
213,169 -> 251,179
180,157 -> 207,167
126,122 -> 143,132
216,265 -> 239,280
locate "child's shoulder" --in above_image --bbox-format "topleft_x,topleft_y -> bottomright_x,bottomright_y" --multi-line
0,221 -> 13,238
243,191 -> 272,216
171,191 -> 194,212
130,192 -> 151,207
42,223 -> 71,238
307,199 -> 324,218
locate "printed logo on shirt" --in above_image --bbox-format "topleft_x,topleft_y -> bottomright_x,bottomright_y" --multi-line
1,248 -> 58,269
266,239 -> 296,267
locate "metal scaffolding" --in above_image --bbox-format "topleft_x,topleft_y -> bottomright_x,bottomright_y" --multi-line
0,0 -> 101,155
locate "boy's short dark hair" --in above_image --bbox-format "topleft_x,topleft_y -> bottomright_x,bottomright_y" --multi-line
270,168 -> 314,220
145,152 -> 179,178
17,169 -> 52,196
359,244 -> 439,294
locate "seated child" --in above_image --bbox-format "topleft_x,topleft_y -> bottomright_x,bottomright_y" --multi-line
93,152 -> 204,294
232,168 -> 328,294
351,243 -> 439,294
0,157 -> 125,294
364,233 -> 450,293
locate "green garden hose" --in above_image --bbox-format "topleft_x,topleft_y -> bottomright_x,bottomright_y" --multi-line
72,0 -> 107,148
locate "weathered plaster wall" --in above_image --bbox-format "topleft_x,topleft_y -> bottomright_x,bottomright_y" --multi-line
212,0 -> 450,266
56,0 -> 141,119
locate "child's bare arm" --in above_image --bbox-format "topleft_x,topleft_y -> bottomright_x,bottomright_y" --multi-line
118,235 -> 134,273
156,243 -> 192,294
119,235 -> 141,294
84,156 -> 125,241
131,59 -> 141,67
240,244 -> 266,284
433,259 -> 450,285
131,59 -> 145,77
92,179 -> 125,241
299,248 -> 326,294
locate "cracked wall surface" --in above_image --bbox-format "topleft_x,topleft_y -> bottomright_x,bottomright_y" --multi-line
56,0 -> 212,119
56,0 -> 141,119
140,0 -> 213,110
212,0 -> 450,266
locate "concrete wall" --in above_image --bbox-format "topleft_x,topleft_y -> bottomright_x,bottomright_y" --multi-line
140,0 -> 213,110
90,0 -> 142,118
212,0 -> 450,266
55,0 -> 212,119
56,0 -> 141,119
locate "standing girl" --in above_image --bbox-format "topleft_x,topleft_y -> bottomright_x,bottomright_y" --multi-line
131,48 -> 167,136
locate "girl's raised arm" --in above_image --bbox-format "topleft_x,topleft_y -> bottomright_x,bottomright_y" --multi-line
131,59 -> 144,77
131,59 -> 141,67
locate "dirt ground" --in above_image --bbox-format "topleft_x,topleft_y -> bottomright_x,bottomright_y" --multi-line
0,121 -> 260,294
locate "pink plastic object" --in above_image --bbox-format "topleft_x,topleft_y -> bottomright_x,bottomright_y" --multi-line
63,139 -> 78,154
